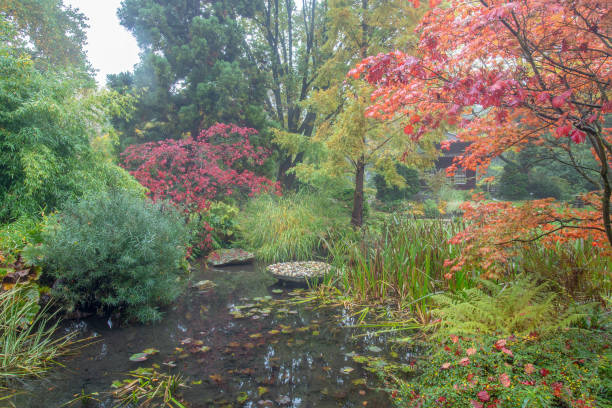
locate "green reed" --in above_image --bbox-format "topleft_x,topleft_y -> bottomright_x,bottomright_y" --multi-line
327,217 -> 473,322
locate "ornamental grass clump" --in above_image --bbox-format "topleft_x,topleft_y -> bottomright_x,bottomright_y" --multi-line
38,191 -> 189,324
237,193 -> 347,263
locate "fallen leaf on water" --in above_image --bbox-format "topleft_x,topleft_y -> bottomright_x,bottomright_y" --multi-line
340,367 -> 354,374
257,386 -> 269,397
272,289 -> 284,294
249,333 -> 263,339
142,348 -> 159,355
367,346 -> 382,353
268,330 -> 280,335
209,374 -> 223,384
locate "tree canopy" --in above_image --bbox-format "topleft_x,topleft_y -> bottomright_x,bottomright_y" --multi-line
352,0 -> 612,248
112,0 -> 267,146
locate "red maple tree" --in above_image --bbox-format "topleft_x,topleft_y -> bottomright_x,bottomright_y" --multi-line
121,123 -> 280,251
350,0 -> 611,270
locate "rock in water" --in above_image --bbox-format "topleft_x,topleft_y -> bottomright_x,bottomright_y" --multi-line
266,261 -> 333,284
207,248 -> 255,267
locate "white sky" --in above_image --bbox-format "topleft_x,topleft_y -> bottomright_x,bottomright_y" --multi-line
65,0 -> 140,86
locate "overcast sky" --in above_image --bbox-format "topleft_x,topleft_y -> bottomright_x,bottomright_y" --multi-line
65,0 -> 140,86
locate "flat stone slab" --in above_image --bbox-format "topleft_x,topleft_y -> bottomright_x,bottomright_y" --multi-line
207,248 -> 255,267
266,261 -> 333,284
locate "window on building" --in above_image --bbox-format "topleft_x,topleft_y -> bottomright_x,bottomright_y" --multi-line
454,168 -> 467,185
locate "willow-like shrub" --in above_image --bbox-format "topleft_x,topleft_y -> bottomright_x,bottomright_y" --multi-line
39,191 -> 189,323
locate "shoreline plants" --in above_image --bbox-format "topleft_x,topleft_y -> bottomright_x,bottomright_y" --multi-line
34,190 -> 189,324
237,192 -> 348,263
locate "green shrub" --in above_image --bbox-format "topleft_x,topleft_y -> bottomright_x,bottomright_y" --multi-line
37,191 -> 189,324
423,199 -> 440,218
374,165 -> 420,202
0,217 -> 44,264
498,165 -> 529,200
200,201 -> 239,249
237,193 -> 348,262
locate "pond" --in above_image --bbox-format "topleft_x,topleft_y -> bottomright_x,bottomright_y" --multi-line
11,262 -> 416,407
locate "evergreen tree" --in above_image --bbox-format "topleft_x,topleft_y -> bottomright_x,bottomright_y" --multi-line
112,0 -> 268,145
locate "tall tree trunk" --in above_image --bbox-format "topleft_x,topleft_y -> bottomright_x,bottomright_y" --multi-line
277,156 -> 297,190
351,158 -> 365,228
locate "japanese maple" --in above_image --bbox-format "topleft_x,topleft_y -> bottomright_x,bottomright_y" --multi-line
349,0 -> 611,267
121,123 -> 279,251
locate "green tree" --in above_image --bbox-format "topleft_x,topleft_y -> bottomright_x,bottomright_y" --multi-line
113,0 -> 267,145
304,0 -> 436,226
0,17 -> 142,222
0,0 -> 90,71
243,0 -> 329,189
374,164 -> 420,202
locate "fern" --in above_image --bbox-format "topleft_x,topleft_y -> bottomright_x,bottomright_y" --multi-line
432,276 -> 589,339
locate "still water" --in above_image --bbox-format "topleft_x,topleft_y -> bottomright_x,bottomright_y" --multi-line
11,263 -> 408,407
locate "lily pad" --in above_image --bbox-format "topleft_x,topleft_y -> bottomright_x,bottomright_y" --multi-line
367,345 -> 382,353
129,353 -> 149,362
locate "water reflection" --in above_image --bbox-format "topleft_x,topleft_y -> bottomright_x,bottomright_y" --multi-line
12,262 -> 400,407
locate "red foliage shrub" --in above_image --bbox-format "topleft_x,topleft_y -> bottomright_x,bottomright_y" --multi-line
121,123 -> 280,252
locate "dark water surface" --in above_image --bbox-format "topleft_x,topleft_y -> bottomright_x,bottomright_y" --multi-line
10,263 -> 403,408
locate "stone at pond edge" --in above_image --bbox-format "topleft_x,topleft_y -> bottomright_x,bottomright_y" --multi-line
207,248 -> 255,267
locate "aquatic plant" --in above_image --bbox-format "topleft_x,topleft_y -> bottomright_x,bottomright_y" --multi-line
111,367 -> 186,408
37,190 -> 189,324
0,286 -> 74,382
515,241 -> 612,304
327,217 -> 471,322
237,192 -> 348,263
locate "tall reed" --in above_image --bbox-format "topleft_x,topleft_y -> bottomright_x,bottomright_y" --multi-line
327,217 -> 472,321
